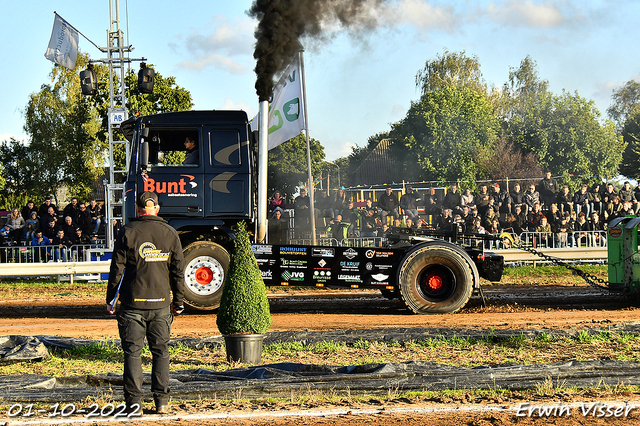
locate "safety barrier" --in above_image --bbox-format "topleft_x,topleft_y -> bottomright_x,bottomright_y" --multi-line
0,231 -> 610,279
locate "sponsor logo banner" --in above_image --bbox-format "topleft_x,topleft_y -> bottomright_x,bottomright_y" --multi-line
281,270 -> 305,281
280,247 -> 307,255
312,248 -> 335,257
343,248 -> 358,259
338,274 -> 362,283
252,245 -> 273,255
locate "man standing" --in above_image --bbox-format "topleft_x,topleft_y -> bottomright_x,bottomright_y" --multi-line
106,191 -> 185,415
378,186 -> 399,224
539,171 -> 559,209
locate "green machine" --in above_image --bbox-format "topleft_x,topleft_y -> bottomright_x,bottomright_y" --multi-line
608,216 -> 640,294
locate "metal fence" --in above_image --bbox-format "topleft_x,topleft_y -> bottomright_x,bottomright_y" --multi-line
0,230 -> 609,279
0,243 -> 107,264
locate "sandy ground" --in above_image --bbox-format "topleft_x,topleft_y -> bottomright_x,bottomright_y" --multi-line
1,283 -> 640,424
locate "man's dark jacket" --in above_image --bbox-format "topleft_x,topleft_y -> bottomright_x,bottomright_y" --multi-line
107,215 -> 185,310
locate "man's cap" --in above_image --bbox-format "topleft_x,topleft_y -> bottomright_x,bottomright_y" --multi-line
138,191 -> 159,208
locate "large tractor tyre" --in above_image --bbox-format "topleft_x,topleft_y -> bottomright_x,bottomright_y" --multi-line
182,241 -> 230,310
398,245 -> 475,314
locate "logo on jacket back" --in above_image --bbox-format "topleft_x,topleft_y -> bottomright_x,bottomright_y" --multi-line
138,242 -> 170,262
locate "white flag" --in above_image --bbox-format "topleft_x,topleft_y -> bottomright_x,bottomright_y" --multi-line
266,57 -> 305,150
44,13 -> 79,70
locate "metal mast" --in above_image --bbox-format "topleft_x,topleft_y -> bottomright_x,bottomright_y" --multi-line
98,0 -> 145,249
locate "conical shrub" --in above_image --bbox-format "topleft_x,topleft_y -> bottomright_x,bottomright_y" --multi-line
216,222 -> 272,335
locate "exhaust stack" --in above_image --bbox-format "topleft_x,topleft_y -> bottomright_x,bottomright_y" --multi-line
256,100 -> 269,243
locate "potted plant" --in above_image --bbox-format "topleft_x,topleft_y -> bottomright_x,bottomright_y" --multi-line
216,222 -> 272,363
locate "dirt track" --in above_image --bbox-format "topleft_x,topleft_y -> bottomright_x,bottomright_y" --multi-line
2,283 -> 640,425
0,282 -> 638,339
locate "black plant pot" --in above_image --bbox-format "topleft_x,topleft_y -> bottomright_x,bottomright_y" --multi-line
223,334 -> 265,364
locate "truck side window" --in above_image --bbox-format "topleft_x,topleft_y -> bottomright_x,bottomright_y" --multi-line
147,129 -> 199,167
210,130 -> 242,166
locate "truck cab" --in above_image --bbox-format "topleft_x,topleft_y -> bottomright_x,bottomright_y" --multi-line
123,110 -> 255,235
121,110 -> 256,310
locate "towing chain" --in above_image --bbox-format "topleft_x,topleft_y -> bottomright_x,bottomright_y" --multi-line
499,233 -> 614,293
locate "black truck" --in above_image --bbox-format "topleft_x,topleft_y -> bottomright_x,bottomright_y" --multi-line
120,110 -> 503,314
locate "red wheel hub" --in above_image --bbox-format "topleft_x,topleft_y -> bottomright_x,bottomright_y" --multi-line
426,273 -> 443,291
195,266 -> 214,285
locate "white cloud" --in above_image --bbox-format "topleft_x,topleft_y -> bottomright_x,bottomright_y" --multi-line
219,98 -> 256,118
327,141 -> 356,161
174,15 -> 256,73
0,133 -> 27,143
385,0 -> 458,31
485,0 -> 565,28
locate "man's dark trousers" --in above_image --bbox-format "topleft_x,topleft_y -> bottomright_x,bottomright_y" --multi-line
117,306 -> 172,406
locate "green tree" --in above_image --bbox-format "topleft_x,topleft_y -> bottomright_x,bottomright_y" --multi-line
512,90 -> 623,184
106,66 -> 194,173
608,79 -> 640,130
0,139 -> 32,209
415,49 -> 486,95
390,86 -> 500,183
619,105 -> 640,178
267,133 -> 325,197
18,52 -> 194,202
216,221 -> 271,335
342,131 -> 397,187
23,52 -> 103,203
500,55 -> 549,122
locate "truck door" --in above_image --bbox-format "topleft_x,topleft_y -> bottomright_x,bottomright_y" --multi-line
204,127 -> 252,218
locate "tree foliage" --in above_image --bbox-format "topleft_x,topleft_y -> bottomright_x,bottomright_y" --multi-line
509,90 -> 623,183
474,136 -> 542,182
619,105 -> 640,178
342,131 -> 392,187
267,133 -> 325,198
415,50 -> 486,95
216,221 -> 271,335
23,52 -> 104,204
608,79 -> 640,130
390,86 -> 499,184
10,52 -> 194,208
500,55 -> 549,122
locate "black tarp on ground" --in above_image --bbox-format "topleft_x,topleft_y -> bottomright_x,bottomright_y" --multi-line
3,360 -> 640,403
35,322 -> 640,351
2,325 -> 640,402
0,336 -> 49,365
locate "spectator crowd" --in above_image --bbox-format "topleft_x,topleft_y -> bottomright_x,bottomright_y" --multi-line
0,197 -> 104,262
268,172 -> 631,247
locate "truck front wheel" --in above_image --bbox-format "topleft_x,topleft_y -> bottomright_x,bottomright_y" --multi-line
182,241 -> 230,310
398,245 -> 474,314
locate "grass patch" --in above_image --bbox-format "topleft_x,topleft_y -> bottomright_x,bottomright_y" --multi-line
6,332 -> 639,378
499,265 -> 607,286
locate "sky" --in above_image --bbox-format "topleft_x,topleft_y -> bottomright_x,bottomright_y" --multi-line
1,0 -> 639,161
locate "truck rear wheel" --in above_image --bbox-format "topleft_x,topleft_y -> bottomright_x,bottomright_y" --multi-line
398,245 -> 474,314
182,241 -> 230,310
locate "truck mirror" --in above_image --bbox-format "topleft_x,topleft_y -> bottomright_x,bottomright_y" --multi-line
141,127 -> 150,138
140,141 -> 149,170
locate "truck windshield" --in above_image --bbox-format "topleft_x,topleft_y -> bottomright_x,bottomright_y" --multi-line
145,128 -> 199,167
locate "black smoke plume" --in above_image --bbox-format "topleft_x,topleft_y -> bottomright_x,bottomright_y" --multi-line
248,0 -> 387,101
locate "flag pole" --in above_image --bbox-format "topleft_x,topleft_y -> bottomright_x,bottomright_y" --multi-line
300,50 -> 316,245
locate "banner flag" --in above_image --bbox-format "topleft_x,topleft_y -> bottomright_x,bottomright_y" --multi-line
266,56 -> 306,150
44,13 -> 79,70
